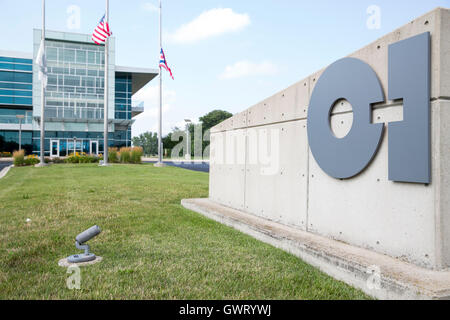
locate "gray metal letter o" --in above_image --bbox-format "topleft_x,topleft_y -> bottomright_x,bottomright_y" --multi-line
307,58 -> 384,179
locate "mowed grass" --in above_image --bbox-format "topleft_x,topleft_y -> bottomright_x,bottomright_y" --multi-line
0,164 -> 370,300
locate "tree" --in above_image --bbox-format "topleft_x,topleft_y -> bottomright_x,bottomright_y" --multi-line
132,131 -> 158,156
140,110 -> 233,159
162,127 -> 186,158
199,110 -> 233,132
199,110 -> 233,157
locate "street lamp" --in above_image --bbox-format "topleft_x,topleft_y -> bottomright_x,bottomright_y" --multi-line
16,115 -> 25,151
184,119 -> 191,160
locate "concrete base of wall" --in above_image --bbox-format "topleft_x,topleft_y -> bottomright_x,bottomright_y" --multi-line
181,198 -> 450,300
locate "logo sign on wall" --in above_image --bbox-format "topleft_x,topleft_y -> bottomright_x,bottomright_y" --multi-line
307,32 -> 430,184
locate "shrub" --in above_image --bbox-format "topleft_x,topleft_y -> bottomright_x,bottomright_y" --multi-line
119,147 -> 131,163
130,147 -> 143,164
65,153 -> 100,164
13,150 -> 25,166
108,147 -> 119,163
85,155 -> 99,163
79,155 -> 91,163
65,153 -> 80,164
25,156 -> 40,166
60,148 -> 140,165
13,151 -> 40,166
51,157 -> 65,164
0,151 -> 11,158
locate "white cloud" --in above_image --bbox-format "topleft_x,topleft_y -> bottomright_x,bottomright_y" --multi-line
219,60 -> 279,79
168,8 -> 250,44
142,2 -> 158,13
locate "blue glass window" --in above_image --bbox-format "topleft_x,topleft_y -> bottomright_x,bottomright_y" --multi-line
0,57 -> 32,64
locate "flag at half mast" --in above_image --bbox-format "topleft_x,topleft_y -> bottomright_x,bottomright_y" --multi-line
159,48 -> 174,80
92,14 -> 111,45
35,39 -> 47,88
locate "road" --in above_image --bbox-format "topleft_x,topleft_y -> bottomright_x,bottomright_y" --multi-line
143,161 -> 210,173
0,161 -> 12,171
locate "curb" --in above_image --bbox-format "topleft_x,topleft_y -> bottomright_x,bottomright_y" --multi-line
0,165 -> 12,180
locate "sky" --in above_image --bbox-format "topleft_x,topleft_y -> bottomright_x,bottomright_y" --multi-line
0,0 -> 448,136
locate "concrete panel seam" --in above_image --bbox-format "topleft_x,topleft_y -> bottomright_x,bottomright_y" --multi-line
244,128 -> 248,212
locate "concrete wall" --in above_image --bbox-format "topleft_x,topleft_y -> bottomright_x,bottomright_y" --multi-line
209,7 -> 450,270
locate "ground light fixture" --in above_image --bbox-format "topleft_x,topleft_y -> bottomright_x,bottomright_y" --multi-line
67,225 -> 102,263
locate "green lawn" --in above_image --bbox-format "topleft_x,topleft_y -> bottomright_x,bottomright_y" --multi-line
0,164 -> 370,299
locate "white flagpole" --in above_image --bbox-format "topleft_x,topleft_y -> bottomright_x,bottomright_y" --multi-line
103,0 -> 110,165
39,0 -> 46,165
156,0 -> 164,166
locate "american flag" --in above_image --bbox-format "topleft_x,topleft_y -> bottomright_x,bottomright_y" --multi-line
159,48 -> 174,80
92,14 -> 111,45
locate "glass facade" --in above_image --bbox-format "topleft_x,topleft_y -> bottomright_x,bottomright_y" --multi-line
0,55 -> 33,153
115,73 -> 132,120
45,39 -> 105,120
32,131 -> 113,157
0,130 -> 33,154
113,129 -> 131,148
0,30 -> 155,155
0,108 -> 32,124
0,56 -> 33,106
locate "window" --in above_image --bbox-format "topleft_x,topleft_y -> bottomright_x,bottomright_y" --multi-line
88,51 -> 96,64
76,69 -> 86,76
0,89 -> 31,97
47,47 -> 58,61
63,49 -> 75,62
0,57 -> 32,64
44,40 -> 106,120
76,51 -> 86,64
48,75 -> 57,85
15,73 -> 32,83
0,71 -> 13,82
64,75 -> 80,86
116,82 -> 127,92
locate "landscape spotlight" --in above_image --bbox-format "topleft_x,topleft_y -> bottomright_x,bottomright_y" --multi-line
67,225 -> 102,263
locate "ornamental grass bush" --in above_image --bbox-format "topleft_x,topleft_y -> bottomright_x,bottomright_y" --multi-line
61,148 -> 141,165
108,147 -> 119,163
13,150 -> 25,166
119,147 -> 131,163
130,147 -> 143,164
118,147 -> 142,164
